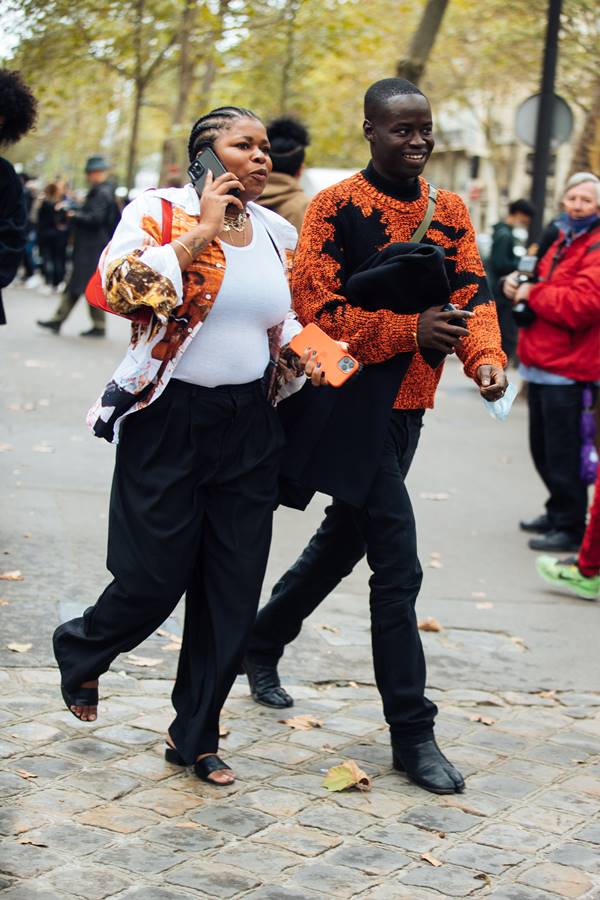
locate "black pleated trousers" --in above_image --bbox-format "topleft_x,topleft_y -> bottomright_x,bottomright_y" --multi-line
53,377 -> 283,764
248,409 -> 438,741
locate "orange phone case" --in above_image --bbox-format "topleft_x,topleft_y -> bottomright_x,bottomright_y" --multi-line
289,323 -> 361,388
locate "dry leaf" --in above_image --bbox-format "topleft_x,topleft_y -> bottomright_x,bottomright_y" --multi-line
23,533 -> 32,539
0,599 -> 10,606
126,654 -> 162,667
469,714 -> 496,726
418,617 -> 442,633
430,551 -> 441,559
7,642 -> 32,653
323,760 -> 372,792
279,714 -> 323,731
0,570 -> 24,581
471,591 -> 487,599
510,636 -> 528,650
0,443 -> 13,452
347,681 -> 359,688
219,724 -> 230,738
174,822 -> 202,829
421,852 -> 443,867
19,839 -> 48,847
24,359 -> 48,368
538,690 -> 556,700
441,797 -> 487,817
33,443 -> 54,453
419,492 -> 450,501
163,642 -> 182,652
428,559 -> 443,569
317,623 -> 340,634
475,874 -> 492,887
476,602 -> 494,609
15,769 -> 38,780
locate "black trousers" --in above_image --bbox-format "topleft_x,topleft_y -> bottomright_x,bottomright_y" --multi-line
53,378 -> 283,764
528,382 -> 590,536
39,233 -> 67,287
248,409 -> 438,741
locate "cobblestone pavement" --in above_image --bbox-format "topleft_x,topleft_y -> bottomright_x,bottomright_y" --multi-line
1,287 -> 599,898
0,667 -> 599,899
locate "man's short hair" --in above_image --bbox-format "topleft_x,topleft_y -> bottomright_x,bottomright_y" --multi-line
508,198 -> 534,218
364,78 -> 425,121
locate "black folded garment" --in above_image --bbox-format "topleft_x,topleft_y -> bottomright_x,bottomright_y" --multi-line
278,242 -> 454,509
345,241 -> 451,369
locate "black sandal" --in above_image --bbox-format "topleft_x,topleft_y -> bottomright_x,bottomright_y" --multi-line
61,683 -> 99,720
165,744 -> 233,784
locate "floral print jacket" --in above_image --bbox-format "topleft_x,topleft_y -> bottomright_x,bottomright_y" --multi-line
86,185 -> 303,443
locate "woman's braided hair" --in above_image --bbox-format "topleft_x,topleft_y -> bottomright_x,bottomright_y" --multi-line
187,106 -> 260,162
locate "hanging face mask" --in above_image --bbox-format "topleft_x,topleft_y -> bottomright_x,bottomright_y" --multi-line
482,382 -> 518,422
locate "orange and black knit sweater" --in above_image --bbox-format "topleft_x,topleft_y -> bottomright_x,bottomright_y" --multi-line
292,162 -> 505,408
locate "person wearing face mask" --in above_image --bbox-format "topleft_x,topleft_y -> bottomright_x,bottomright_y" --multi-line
504,172 -> 600,554
52,106 -> 327,787
487,199 -> 534,364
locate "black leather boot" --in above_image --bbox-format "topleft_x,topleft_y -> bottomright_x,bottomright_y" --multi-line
528,530 -> 582,552
392,736 -> 465,795
242,656 -> 294,709
519,513 -> 552,534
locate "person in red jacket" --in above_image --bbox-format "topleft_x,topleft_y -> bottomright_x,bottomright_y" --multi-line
504,172 -> 600,552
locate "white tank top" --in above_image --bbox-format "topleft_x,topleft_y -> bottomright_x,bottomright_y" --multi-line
173,214 -> 291,388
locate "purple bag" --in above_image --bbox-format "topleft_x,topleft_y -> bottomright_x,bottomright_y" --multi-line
580,385 -> 598,484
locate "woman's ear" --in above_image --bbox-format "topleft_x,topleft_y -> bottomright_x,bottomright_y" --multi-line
363,119 -> 374,143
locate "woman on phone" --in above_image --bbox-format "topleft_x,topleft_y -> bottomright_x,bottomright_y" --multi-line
53,106 -> 324,785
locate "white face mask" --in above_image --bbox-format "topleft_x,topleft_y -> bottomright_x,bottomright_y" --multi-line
512,226 -> 529,243
482,382 -> 518,422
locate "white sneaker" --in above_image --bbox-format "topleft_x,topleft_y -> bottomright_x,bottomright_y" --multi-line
40,284 -> 53,295
56,281 -> 66,293
25,274 -> 43,289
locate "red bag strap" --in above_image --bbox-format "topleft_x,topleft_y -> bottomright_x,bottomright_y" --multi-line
160,197 -> 173,244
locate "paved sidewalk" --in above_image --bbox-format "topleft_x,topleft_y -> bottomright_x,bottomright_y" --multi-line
0,669 -> 599,899
1,286 -> 599,898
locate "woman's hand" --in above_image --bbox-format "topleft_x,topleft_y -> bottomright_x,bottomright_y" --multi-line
171,170 -> 244,267
502,272 -> 520,301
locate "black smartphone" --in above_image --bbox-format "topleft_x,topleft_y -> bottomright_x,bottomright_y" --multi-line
442,302 -> 468,330
187,147 -> 240,198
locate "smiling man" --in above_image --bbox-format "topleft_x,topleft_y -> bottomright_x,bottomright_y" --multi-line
243,78 -> 507,795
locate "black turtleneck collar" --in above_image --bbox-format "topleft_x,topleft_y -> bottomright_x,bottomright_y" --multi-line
362,160 -> 422,202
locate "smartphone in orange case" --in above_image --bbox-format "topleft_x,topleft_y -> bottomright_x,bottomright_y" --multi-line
289,323 -> 361,388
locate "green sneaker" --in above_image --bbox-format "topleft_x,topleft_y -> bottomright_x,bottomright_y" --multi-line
536,555 -> 600,601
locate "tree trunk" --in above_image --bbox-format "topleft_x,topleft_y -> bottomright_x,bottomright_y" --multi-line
396,0 -> 449,85
159,0 -> 199,186
125,0 -> 144,191
569,75 -> 600,175
280,0 -> 301,113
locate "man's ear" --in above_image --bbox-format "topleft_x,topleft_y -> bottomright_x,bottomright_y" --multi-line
363,119 -> 374,143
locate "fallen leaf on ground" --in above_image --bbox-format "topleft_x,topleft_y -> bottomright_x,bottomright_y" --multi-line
22,533 -> 32,539
469,714 -> 496,726
7,642 -> 32,653
0,599 -> 10,606
476,602 -> 494,609
279,714 -> 323,731
162,643 -> 182,652
15,769 -> 38,780
347,681 -> 359,688
38,399 -> 50,407
471,591 -> 487,599
156,628 -> 181,641
0,443 -> 12,452
475,874 -> 492,887
0,570 -> 24,581
125,654 -> 162,667
418,617 -> 442,633
323,760 -> 372,792
24,359 -> 48,368
441,797 -> 487,817
317,623 -> 340,634
33,443 -> 54,453
174,821 -> 202,829
19,839 -> 48,847
421,852 -> 443,867
537,690 -> 556,700
510,636 -> 528,650
428,558 -> 443,569
419,492 -> 450,501
219,724 -> 230,738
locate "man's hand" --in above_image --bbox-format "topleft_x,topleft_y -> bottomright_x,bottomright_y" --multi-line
417,305 -> 473,354
514,282 -> 532,304
475,365 -> 508,401
502,272 -> 519,301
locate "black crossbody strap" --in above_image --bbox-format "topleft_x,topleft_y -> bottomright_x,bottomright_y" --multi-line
411,184 -> 438,243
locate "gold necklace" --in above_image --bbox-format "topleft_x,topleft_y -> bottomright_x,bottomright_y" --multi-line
222,210 -> 248,232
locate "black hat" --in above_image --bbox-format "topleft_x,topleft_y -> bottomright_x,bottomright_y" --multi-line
85,155 -> 109,173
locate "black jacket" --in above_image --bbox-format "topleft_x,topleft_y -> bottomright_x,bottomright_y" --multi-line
279,242 -> 451,508
0,158 -> 27,325
68,180 -> 119,296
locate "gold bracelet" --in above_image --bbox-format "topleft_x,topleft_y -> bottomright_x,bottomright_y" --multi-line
172,238 -> 194,262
